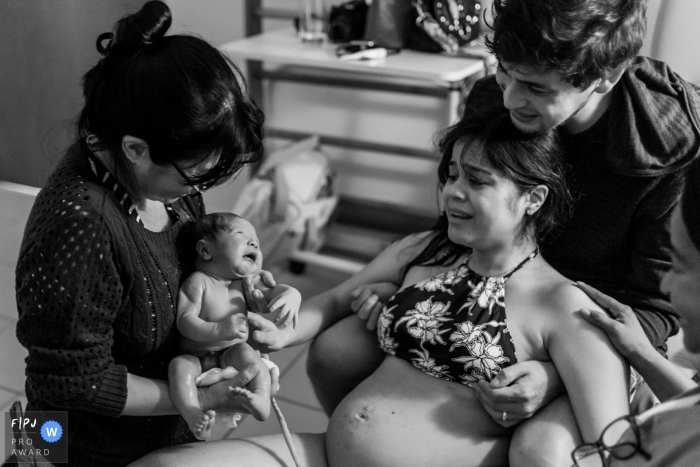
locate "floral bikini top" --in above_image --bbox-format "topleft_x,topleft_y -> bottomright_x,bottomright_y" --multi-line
377,249 -> 538,388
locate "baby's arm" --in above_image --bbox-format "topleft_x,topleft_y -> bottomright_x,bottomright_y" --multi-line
177,273 -> 248,342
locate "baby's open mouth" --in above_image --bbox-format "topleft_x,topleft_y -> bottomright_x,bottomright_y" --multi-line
244,252 -> 258,262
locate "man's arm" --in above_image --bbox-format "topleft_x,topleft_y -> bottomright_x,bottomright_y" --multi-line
621,168 -> 685,351
473,360 -> 564,427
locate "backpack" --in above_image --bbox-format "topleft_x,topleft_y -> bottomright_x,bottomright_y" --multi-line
231,135 -> 338,269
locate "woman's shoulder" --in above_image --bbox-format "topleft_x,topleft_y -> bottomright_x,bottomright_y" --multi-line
395,230 -> 436,249
30,180 -> 113,233
351,230 -> 440,286
179,270 -> 210,293
386,230 -> 439,262
22,158 -> 117,256
34,150 -> 113,220
527,263 -> 601,317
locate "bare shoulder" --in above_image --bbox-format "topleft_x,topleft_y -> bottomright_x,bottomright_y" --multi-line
392,230 -> 435,250
549,281 -> 600,313
338,230 -> 439,290
389,230 -> 439,262
531,270 -> 611,351
181,271 -> 208,291
534,268 -> 603,319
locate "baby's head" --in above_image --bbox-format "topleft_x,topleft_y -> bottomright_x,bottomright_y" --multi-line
188,212 -> 263,279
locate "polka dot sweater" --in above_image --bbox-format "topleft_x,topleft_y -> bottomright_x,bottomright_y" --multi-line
15,146 -> 203,466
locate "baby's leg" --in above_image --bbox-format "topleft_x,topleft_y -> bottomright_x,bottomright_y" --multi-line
168,354 -> 216,440
195,366 -> 240,387
220,342 -> 272,421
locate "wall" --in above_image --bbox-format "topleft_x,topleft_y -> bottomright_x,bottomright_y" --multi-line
170,0 -> 448,216
0,0 -> 146,187
641,0 -> 700,83
2,0 -> 699,196
171,0 -> 700,216
167,0 -> 245,47
217,0 -> 449,217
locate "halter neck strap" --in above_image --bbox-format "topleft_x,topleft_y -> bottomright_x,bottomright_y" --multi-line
467,247 -> 539,280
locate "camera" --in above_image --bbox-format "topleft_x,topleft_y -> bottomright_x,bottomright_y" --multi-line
328,0 -> 368,44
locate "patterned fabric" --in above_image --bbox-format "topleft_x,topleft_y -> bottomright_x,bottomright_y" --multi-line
83,148 -> 191,226
378,249 -> 538,387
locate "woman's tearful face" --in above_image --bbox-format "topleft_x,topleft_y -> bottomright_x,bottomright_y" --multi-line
441,139 -> 528,251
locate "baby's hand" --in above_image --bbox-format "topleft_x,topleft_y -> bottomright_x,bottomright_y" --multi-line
219,313 -> 249,341
351,282 -> 399,330
267,287 -> 302,329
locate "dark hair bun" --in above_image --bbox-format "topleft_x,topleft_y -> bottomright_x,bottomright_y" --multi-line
113,0 -> 171,51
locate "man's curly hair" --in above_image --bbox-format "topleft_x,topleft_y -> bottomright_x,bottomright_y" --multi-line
486,0 -> 647,88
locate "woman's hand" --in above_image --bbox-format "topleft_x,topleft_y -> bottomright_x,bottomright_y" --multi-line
268,287 -> 302,329
579,282 -> 697,402
243,271 -> 275,314
350,282 -> 399,330
246,311 -> 291,353
473,360 -> 565,427
576,281 -> 655,364
197,361 -> 279,414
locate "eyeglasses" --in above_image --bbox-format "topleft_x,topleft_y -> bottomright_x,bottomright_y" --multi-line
571,415 -> 651,467
170,161 -> 202,193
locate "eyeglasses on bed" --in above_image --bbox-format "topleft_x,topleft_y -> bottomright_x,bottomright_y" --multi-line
571,414 -> 651,467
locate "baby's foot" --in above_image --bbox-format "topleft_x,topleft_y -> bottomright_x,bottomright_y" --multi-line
229,386 -> 270,421
195,366 -> 239,386
189,410 -> 216,440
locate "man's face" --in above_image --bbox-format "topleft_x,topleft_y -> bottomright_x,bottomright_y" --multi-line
495,61 -> 599,133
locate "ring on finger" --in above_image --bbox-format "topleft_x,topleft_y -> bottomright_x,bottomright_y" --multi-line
502,411 -> 508,422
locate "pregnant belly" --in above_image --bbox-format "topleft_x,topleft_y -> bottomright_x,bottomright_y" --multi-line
326,357 -> 512,467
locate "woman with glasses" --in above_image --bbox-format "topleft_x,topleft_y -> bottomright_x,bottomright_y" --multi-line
570,158 -> 700,466
14,2 -> 276,466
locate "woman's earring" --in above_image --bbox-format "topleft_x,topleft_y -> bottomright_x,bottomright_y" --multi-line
86,134 -> 99,151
